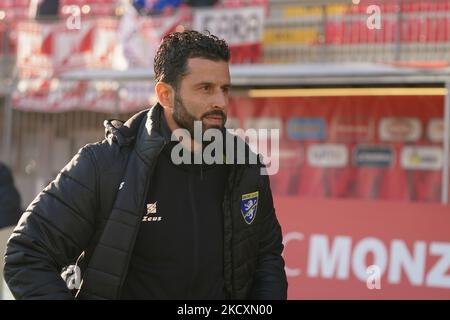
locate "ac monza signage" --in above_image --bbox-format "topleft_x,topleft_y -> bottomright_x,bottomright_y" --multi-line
277,197 -> 450,299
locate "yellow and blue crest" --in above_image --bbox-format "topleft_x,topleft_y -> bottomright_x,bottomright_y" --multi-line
240,191 -> 259,224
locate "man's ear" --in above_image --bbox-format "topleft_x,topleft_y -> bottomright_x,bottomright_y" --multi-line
155,82 -> 175,109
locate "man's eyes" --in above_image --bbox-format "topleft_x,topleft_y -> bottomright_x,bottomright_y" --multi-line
199,85 -> 230,93
197,86 -> 209,93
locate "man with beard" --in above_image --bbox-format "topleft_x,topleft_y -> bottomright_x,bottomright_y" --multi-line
4,30 -> 287,300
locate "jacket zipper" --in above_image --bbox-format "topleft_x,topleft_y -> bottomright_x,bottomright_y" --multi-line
226,165 -> 237,299
229,165 -> 245,299
187,165 -> 199,298
116,142 -> 167,298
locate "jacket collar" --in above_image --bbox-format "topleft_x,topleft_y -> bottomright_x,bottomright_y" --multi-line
134,103 -> 169,166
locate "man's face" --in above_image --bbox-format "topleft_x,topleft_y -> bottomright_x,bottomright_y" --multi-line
172,57 -> 231,137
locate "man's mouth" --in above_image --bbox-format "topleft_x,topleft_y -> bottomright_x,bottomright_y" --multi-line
204,115 -> 223,120
202,112 -> 225,126
203,116 -> 224,125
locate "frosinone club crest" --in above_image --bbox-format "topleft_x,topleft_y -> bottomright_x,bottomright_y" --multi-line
240,191 -> 259,224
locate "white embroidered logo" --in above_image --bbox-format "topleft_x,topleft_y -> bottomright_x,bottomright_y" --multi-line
147,202 -> 157,214
143,202 -> 161,222
119,182 -> 125,190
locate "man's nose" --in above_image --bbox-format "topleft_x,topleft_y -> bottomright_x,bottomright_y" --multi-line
212,90 -> 228,110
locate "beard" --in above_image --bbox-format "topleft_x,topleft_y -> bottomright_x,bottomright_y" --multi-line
172,92 -> 227,141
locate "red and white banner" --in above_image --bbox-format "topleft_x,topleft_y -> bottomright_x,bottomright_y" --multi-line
53,20 -> 97,72
113,4 -> 192,70
17,18 -> 119,76
12,6 -> 266,109
15,7 -> 193,77
277,197 -> 450,299
13,10 -> 191,109
16,21 -> 55,78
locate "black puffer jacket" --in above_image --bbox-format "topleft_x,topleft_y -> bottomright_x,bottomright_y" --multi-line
3,104 -> 287,300
0,163 -> 21,229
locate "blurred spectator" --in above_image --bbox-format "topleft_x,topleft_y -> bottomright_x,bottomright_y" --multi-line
132,0 -> 183,14
0,163 -> 22,229
152,0 -> 183,11
35,0 -> 59,19
130,0 -> 220,15
185,0 -> 219,7
132,0 -> 147,11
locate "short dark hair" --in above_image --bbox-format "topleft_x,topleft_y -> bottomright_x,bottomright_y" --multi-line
153,30 -> 230,88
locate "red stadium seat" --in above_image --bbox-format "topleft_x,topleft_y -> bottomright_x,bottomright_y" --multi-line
359,20 -> 369,44
349,21 -> 361,44
325,21 -> 344,45
381,3 -> 398,14
400,19 -> 409,43
383,19 -> 396,43
435,17 -> 448,42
